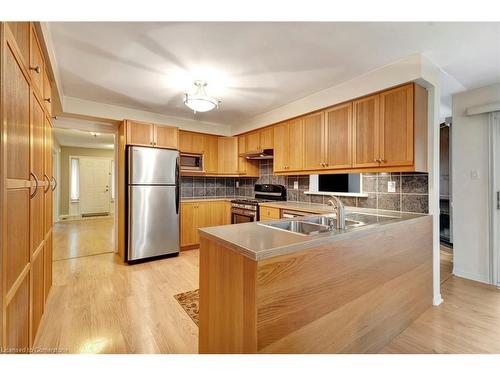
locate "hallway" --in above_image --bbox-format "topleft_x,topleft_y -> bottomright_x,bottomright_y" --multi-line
53,217 -> 115,260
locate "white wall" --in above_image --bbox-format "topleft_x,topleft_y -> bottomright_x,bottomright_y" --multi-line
63,96 -> 232,136
452,83 -> 500,284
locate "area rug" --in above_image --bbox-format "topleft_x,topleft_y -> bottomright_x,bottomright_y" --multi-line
174,289 -> 199,326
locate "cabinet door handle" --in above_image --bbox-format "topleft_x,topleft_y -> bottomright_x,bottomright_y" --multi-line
43,173 -> 51,193
30,172 -> 39,199
51,176 -> 57,191
30,65 -> 41,74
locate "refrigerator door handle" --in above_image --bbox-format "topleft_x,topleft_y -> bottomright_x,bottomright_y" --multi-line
175,156 -> 180,214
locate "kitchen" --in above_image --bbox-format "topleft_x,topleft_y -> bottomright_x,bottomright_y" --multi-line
1,16 -> 500,365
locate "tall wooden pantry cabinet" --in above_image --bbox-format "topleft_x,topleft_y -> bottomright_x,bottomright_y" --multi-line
0,22 -> 55,352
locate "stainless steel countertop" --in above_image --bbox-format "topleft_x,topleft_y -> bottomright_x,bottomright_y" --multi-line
199,205 -> 428,261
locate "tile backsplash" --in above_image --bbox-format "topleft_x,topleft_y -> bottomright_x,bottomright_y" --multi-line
181,176 -> 244,198
181,160 -> 429,214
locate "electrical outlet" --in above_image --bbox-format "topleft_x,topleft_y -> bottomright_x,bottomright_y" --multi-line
294,181 -> 299,190
388,181 -> 396,193
235,180 -> 239,188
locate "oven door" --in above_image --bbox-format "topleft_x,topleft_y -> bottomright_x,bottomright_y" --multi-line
231,208 -> 257,224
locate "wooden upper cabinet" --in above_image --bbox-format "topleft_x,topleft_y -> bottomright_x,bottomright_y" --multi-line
204,135 -> 219,174
352,94 -> 380,168
324,102 -> 352,169
379,84 -> 414,167
5,35 -> 31,181
303,112 -> 325,170
125,120 -> 179,149
288,118 -> 304,171
126,120 -> 154,147
43,68 -> 52,117
246,131 -> 261,152
217,137 -> 239,174
29,25 -> 44,97
6,22 -> 30,68
260,127 -> 274,149
154,125 -> 178,149
179,131 -> 205,154
273,123 -> 289,173
238,135 -> 248,174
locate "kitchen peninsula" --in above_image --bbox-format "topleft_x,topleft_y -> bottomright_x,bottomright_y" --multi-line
198,207 -> 432,353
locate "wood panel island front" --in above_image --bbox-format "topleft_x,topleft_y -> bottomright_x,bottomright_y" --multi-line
198,208 -> 433,353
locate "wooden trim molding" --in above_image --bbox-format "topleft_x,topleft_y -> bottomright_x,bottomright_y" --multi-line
5,263 -> 30,307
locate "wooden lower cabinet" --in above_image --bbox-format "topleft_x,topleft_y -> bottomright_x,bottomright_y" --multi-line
259,206 -> 281,221
6,274 -> 30,352
210,201 -> 232,227
180,201 -> 231,248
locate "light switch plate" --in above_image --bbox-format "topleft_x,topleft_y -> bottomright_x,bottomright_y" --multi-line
293,181 -> 299,190
471,170 -> 480,180
388,181 -> 396,193
235,180 -> 239,188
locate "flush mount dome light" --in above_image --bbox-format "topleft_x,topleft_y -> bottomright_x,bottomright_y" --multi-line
184,80 -> 220,113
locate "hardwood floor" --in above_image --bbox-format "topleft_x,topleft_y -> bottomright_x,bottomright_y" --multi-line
35,236 -> 499,354
53,217 -> 115,260
382,276 -> 500,353
440,245 -> 453,284
34,250 -> 200,353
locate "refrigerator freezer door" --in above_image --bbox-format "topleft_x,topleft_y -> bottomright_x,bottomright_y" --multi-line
129,146 -> 179,185
128,185 -> 179,260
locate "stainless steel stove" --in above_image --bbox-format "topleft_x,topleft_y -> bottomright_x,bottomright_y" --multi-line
231,184 -> 286,224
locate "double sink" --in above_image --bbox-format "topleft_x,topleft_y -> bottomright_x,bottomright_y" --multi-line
259,212 -> 397,236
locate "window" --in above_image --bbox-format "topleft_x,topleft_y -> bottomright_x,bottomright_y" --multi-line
70,157 -> 80,201
110,160 -> 115,201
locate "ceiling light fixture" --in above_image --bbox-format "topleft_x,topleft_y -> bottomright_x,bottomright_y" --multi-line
184,80 -> 221,113
90,132 -> 101,137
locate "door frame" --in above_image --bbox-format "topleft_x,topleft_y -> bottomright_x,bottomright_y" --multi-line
52,148 -> 60,222
54,118 -> 119,253
69,155 -> 114,216
488,111 -> 500,287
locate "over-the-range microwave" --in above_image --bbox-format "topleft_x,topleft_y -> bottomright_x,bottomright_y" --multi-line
180,153 -> 204,172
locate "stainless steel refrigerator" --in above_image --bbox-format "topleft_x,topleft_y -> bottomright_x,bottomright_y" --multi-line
127,146 -> 180,262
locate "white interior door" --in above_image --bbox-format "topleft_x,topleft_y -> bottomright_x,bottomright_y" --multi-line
79,157 -> 111,215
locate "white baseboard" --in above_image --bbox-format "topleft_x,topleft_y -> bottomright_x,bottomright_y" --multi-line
453,268 -> 491,285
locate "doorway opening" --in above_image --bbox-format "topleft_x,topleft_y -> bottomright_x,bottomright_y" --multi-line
440,118 -> 453,283
52,123 -> 117,261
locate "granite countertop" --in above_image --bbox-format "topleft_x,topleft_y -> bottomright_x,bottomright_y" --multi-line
199,205 -> 428,261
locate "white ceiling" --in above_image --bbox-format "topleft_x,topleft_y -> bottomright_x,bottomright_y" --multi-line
53,127 -> 114,149
49,22 -> 500,126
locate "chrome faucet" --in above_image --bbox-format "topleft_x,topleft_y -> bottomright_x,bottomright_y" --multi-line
327,195 -> 346,230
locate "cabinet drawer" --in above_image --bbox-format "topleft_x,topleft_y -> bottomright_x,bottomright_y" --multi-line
259,206 -> 281,221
